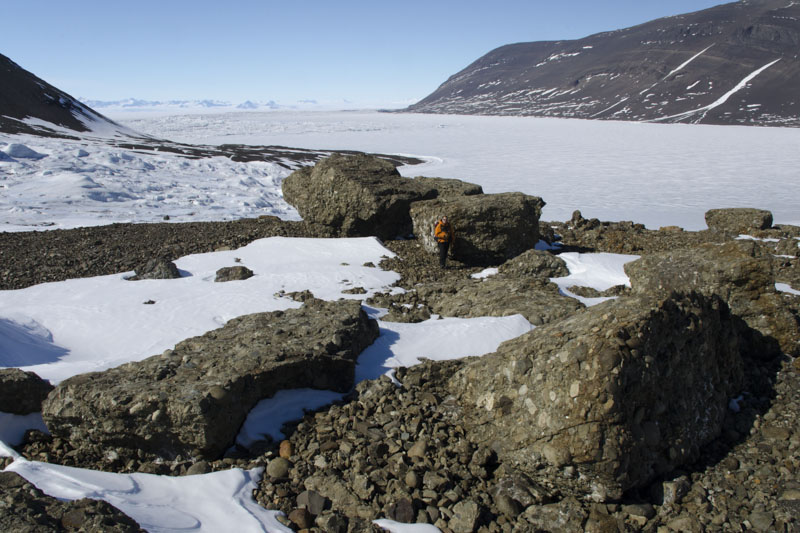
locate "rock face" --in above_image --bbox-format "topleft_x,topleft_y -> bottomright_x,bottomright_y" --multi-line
625,240 -> 800,356
41,299 -> 379,460
0,369 -> 53,414
0,471 -> 145,532
410,192 -> 545,265
450,292 -> 748,499
281,154 -> 482,240
705,207 -> 774,234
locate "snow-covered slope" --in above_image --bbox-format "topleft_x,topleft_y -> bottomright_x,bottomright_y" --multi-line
408,0 -> 800,126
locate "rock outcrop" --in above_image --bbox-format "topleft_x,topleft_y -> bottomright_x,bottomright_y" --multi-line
422,277 -> 582,327
450,292 -> 750,500
281,154 -> 482,240
410,192 -> 545,265
371,248 -> 582,326
625,240 -> 800,356
41,299 -> 379,460
705,208 -> 774,235
0,369 -> 53,415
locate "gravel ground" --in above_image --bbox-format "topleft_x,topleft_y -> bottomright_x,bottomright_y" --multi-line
2,218 -> 799,532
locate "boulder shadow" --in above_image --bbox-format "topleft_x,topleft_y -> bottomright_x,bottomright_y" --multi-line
627,316 -> 785,505
0,318 -> 69,367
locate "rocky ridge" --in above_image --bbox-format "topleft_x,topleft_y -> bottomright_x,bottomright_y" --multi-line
406,1 -> 800,127
1,160 -> 799,531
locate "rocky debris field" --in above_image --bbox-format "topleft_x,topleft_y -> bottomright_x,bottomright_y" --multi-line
0,470 -> 146,533
1,155 -> 800,532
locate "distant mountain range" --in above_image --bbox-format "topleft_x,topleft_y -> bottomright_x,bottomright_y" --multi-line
407,0 -> 800,126
79,98 -> 293,112
0,54 -> 415,168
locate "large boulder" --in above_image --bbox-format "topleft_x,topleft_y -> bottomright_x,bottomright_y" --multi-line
624,240 -> 800,356
410,192 -> 545,265
127,257 -> 181,281
42,299 -> 379,460
281,154 -> 481,239
0,369 -> 53,415
450,292 -> 749,500
705,208 -> 773,234
214,265 -> 254,282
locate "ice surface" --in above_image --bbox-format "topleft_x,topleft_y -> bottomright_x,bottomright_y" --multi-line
3,111 -> 799,232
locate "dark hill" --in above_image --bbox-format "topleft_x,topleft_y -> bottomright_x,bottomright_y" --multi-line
407,0 -> 800,126
0,53 -> 126,138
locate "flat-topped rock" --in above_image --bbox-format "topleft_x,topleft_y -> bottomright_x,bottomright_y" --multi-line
705,208 -> 773,234
42,298 -> 379,460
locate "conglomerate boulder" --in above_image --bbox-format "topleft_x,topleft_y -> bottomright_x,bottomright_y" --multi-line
0,368 -> 53,415
410,192 -> 545,265
281,154 -> 482,240
41,299 -> 379,460
624,239 -> 800,356
705,207 -> 774,235
450,292 -> 749,500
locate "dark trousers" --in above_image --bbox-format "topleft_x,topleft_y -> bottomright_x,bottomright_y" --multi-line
437,241 -> 450,267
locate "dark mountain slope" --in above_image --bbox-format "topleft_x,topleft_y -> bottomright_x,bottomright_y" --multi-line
0,53 -> 128,138
407,0 -> 800,126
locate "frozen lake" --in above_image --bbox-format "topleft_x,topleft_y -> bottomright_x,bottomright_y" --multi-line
119,110 -> 800,230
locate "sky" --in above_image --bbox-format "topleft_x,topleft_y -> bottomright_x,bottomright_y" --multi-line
2,0 -> 729,107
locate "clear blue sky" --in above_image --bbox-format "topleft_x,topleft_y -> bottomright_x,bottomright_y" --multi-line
2,0 -> 728,107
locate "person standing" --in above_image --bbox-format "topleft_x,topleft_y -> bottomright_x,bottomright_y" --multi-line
434,215 -> 455,268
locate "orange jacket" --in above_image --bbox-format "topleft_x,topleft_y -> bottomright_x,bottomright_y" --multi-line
434,220 -> 454,244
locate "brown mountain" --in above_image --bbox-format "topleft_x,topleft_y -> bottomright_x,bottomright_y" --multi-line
0,53 -> 127,138
407,0 -> 800,126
